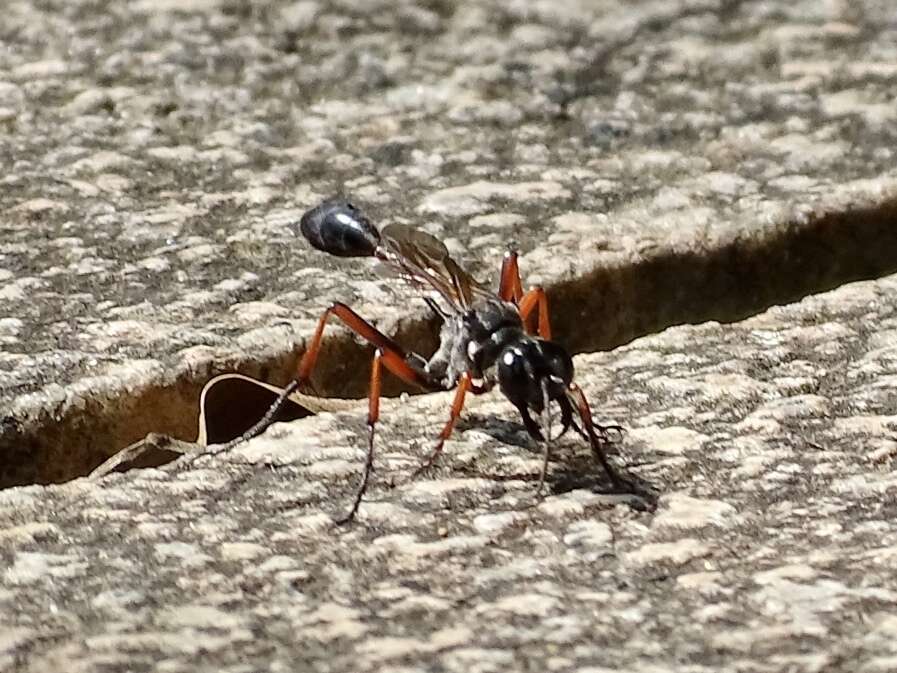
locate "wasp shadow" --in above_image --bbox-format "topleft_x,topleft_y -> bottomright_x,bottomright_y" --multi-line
456,413 -> 536,450
457,412 -> 659,512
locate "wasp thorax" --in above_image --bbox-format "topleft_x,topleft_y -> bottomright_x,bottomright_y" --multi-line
298,199 -> 381,257
497,338 -> 574,412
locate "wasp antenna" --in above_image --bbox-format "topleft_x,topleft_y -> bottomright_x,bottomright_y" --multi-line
207,379 -> 301,455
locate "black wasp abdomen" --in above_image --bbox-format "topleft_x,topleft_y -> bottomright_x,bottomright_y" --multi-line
298,199 -> 381,257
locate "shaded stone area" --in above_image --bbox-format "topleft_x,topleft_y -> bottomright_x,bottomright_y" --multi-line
2,0 -> 897,484
2,273 -> 897,672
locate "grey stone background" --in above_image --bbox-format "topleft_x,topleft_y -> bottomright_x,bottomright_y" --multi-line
2,0 -> 897,671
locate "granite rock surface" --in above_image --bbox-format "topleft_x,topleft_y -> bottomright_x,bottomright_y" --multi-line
2,0 -> 897,670
3,272 -> 897,672
1,0 -> 897,484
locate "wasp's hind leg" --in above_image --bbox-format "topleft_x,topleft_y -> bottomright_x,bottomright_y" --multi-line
497,251 -> 552,339
335,348 -> 382,524
517,287 -> 552,340
197,302 -> 441,522
498,250 -> 525,303
334,341 -> 446,523
285,305 -> 442,523
204,302 -> 439,455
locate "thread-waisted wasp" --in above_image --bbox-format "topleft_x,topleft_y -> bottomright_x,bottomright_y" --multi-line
211,199 -> 636,522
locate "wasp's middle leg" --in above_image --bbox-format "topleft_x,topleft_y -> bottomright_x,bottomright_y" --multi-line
335,347 -> 391,524
407,372 -> 478,480
209,302 -> 440,455
288,304 -> 443,522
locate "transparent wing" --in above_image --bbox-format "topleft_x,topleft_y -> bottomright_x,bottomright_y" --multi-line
377,223 -> 490,312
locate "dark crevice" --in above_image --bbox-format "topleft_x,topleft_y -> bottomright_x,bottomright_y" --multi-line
553,198 -> 897,355
2,197 -> 897,489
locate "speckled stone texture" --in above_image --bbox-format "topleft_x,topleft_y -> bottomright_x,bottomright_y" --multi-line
2,0 -> 897,670
3,272 -> 897,672
2,0 -> 897,484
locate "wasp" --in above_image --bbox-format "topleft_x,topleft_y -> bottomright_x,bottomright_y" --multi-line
220,199 -> 632,522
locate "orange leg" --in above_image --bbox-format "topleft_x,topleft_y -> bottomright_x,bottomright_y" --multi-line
292,303 -> 446,523
518,287 -> 552,340
231,303 -> 438,450
409,372 -> 473,480
296,302 -> 436,390
205,302 -> 440,479
567,383 -> 623,488
498,251 -> 552,339
334,348 -> 383,524
498,250 -> 524,303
